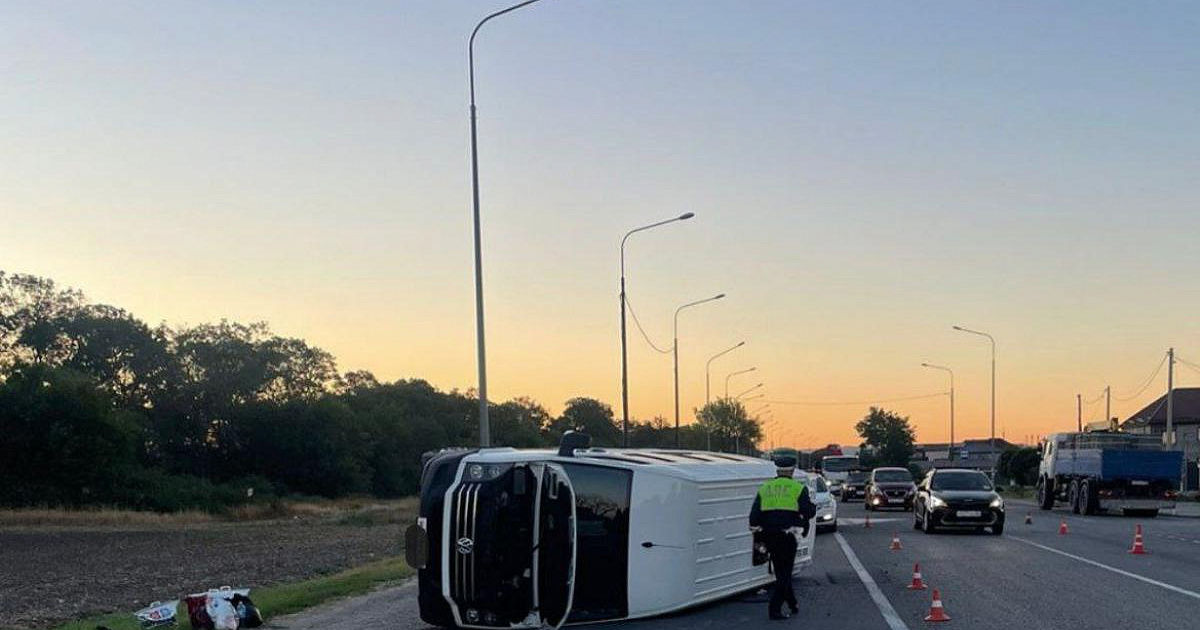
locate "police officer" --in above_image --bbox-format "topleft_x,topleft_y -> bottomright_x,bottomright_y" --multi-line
749,455 -> 816,620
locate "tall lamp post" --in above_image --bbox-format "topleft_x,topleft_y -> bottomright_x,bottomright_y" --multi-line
954,325 -> 996,479
736,382 -> 764,400
706,341 -> 745,404
673,294 -> 725,446
468,0 -> 552,446
619,213 -> 695,446
725,367 -> 757,398
921,362 -> 955,461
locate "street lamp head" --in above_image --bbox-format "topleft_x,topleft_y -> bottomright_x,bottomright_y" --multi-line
952,325 -> 964,331
714,293 -> 726,300
921,362 -> 930,367
678,212 -> 695,220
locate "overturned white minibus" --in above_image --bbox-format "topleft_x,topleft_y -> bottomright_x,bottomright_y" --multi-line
405,434 -> 815,629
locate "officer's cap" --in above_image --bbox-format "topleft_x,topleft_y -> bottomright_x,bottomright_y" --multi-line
772,454 -> 797,469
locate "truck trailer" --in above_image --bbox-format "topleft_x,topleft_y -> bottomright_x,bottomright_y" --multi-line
1036,431 -> 1181,517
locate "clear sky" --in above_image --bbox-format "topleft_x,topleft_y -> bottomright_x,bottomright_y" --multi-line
3,1 -> 1199,447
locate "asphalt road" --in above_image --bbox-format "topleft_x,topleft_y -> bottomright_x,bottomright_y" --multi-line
275,502 -> 1200,630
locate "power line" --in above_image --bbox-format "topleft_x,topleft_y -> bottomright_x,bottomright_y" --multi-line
764,391 -> 948,406
622,294 -> 673,354
1112,353 -> 1167,402
1175,355 -> 1200,376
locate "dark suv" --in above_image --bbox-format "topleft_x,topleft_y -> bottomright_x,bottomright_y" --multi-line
865,467 -> 915,511
841,470 -> 868,502
913,468 -> 1005,535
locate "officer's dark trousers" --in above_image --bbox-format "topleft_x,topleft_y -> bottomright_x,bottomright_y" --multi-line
764,530 -> 797,614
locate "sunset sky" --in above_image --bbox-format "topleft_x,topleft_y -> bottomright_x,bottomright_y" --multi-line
3,1 -> 1200,447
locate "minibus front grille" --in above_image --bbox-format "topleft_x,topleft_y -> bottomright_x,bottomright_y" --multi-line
450,482 -> 481,603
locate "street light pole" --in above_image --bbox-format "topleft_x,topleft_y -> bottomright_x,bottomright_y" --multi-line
736,382 -> 764,400
953,325 -> 996,480
706,341 -> 745,404
619,213 -> 695,446
673,293 -> 725,447
468,0 -> 551,446
725,367 -> 756,398
921,363 -> 955,461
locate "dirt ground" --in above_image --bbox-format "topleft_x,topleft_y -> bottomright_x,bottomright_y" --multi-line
0,503 -> 412,629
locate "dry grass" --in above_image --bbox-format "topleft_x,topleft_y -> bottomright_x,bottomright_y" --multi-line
0,496 -> 418,528
0,507 -> 215,527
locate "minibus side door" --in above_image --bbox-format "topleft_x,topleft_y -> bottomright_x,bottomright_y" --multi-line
536,463 -> 577,630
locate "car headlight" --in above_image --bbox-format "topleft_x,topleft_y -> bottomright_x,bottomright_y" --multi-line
466,462 -> 512,481
929,495 -> 947,509
990,497 -> 1004,509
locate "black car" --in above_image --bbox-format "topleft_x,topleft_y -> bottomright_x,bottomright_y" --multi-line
865,467 -> 915,511
841,471 -> 868,503
913,468 -> 1005,535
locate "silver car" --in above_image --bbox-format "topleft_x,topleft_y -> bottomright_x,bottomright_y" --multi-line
798,472 -> 838,533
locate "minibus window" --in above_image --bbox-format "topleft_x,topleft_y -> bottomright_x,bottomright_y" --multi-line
559,464 -> 632,622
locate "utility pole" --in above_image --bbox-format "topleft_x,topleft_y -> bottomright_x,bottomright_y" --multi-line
1167,348 -> 1175,449
1076,394 -> 1082,432
1105,385 -> 1111,428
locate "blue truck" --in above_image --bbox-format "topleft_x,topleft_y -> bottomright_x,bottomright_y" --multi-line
1036,431 -> 1182,517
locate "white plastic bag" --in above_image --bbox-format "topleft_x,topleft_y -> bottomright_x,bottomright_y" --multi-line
134,600 -> 180,629
205,590 -> 240,630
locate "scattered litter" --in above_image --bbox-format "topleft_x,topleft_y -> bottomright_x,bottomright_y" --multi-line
182,587 -> 263,630
134,600 -> 180,628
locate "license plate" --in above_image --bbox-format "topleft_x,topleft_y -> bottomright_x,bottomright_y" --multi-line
957,510 -> 982,518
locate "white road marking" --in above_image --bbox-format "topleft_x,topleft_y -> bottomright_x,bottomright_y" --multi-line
834,533 -> 911,630
1008,536 -> 1200,601
839,517 -> 903,525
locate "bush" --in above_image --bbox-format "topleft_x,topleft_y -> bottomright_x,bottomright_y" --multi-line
0,365 -> 140,508
110,469 -> 274,513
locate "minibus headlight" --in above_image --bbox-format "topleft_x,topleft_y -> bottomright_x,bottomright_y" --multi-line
467,463 -> 512,481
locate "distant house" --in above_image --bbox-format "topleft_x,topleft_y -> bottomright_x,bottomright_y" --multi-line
910,438 -> 1017,474
1121,387 -> 1200,489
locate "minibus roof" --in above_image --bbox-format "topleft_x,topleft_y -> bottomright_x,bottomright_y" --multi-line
467,447 -> 777,482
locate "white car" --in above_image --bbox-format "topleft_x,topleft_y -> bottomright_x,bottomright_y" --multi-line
798,472 -> 838,533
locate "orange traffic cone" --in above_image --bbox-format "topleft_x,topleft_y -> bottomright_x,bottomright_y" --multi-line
889,533 -> 903,551
1058,519 -> 1069,535
1129,524 -> 1148,555
907,563 -> 927,590
865,512 -> 872,529
924,589 -> 951,622
1024,512 -> 1033,525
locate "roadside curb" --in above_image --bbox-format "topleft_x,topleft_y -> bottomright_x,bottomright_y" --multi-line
1005,497 -> 1200,519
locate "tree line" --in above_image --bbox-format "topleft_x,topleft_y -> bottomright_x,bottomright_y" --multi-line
0,272 -> 762,511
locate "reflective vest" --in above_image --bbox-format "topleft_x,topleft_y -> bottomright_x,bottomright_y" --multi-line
758,477 -> 805,512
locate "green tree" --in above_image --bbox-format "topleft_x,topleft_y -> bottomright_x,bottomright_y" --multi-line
855,407 -> 916,468
0,365 -> 140,507
549,397 -> 619,446
695,398 -> 762,454
0,272 -> 87,369
998,446 -> 1040,486
492,397 -> 553,448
